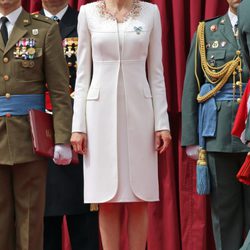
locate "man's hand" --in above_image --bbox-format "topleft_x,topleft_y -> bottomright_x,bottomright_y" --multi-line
186,145 -> 199,160
53,144 -> 72,165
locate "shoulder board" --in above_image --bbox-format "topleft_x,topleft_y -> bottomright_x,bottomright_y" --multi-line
31,13 -> 54,24
203,15 -> 221,23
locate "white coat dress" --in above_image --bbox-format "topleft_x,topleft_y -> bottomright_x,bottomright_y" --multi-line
72,1 -> 170,203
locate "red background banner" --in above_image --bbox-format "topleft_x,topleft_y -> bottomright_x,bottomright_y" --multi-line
21,0 -> 228,249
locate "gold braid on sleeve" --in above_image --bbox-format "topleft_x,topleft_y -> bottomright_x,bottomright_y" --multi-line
196,21 -> 242,103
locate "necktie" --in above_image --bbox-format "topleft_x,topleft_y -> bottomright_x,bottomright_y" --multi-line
51,15 -> 60,22
1,16 -> 8,46
234,22 -> 238,38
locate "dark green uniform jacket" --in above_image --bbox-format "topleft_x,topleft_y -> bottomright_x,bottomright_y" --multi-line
182,14 -> 249,153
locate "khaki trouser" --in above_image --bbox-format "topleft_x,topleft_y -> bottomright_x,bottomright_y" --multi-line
0,160 -> 48,250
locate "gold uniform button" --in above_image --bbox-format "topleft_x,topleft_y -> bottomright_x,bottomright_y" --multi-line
3,57 -> 8,63
3,75 -> 9,81
5,93 -> 11,99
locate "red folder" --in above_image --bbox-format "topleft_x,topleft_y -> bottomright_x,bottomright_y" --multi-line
29,109 -> 79,165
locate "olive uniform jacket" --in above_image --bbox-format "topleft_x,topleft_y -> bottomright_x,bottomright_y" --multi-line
40,6 -> 90,215
0,10 -> 72,166
182,14 -> 249,152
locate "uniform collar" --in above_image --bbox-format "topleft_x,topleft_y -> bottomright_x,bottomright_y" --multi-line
43,5 -> 68,20
228,9 -> 238,28
0,6 -> 22,26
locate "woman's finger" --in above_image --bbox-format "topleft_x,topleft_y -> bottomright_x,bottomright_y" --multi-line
155,133 -> 161,150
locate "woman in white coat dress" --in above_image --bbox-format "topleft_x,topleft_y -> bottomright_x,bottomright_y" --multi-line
71,0 -> 171,249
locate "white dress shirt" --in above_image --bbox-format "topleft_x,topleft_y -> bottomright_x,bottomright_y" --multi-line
0,6 -> 22,37
228,9 -> 238,31
43,5 -> 68,20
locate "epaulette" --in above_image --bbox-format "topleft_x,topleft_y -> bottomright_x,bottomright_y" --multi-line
31,13 -> 54,24
203,15 -> 221,23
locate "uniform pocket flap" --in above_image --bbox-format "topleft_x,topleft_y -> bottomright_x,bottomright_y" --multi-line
87,88 -> 100,100
207,49 -> 226,60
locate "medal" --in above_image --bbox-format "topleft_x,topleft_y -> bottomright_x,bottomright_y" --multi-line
15,38 -> 37,60
63,37 -> 78,58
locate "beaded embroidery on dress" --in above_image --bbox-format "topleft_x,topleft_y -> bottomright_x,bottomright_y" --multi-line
97,0 -> 142,23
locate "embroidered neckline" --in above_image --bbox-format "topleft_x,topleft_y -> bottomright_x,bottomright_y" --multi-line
97,0 -> 141,23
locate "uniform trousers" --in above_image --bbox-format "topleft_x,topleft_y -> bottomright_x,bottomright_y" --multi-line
44,213 -> 99,250
0,160 -> 48,250
208,152 -> 250,250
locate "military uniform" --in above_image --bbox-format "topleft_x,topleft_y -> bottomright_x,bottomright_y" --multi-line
238,0 -> 250,70
235,2 -> 250,249
0,8 -> 72,250
40,6 -> 99,250
182,12 -> 250,250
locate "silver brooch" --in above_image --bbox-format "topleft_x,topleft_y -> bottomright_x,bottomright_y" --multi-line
134,26 -> 142,35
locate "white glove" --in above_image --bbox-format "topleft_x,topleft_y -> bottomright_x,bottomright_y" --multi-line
186,145 -> 199,160
53,144 -> 72,165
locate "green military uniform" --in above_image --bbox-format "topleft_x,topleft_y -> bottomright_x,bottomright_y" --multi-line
0,9 -> 72,250
235,1 -> 250,249
238,0 -> 250,71
182,13 -> 250,250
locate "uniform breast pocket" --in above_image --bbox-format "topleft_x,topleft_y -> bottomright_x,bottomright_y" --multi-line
206,49 -> 226,67
12,48 -> 44,82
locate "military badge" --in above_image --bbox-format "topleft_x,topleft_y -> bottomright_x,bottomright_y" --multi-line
220,41 -> 227,47
212,41 -> 219,48
220,19 -> 225,24
14,38 -> 37,61
32,29 -> 39,36
210,25 -> 217,32
63,37 -> 78,58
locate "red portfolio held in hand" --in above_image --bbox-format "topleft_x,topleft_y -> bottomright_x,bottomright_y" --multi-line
29,109 -> 79,165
